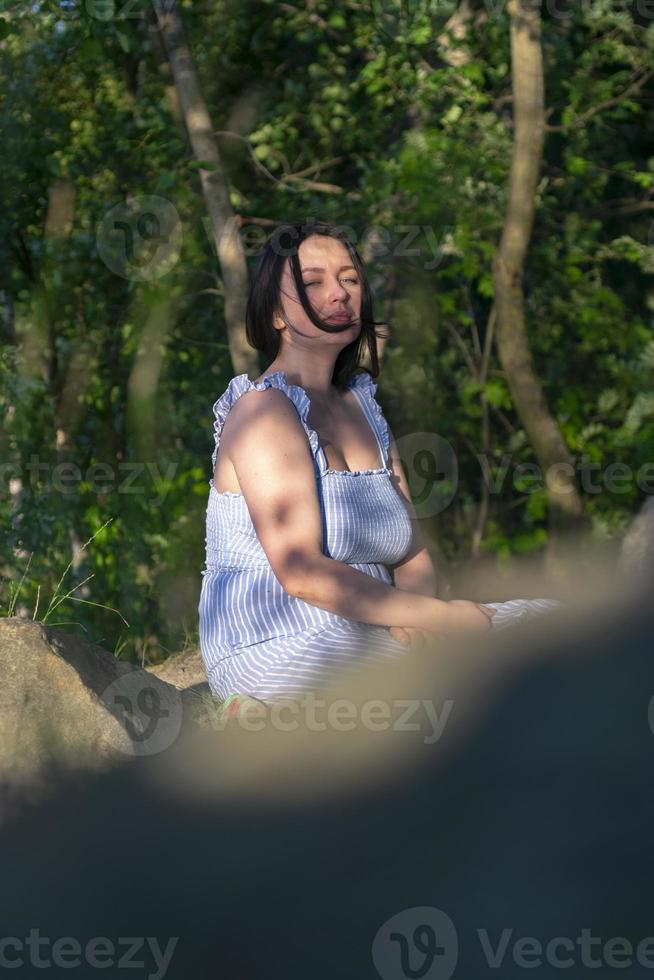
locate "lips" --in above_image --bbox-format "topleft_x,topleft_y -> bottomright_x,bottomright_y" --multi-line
326,312 -> 351,321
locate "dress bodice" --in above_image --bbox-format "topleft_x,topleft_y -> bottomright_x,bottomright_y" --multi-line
199,369 -> 414,656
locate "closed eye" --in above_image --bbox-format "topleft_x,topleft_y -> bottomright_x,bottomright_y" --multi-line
303,278 -> 360,287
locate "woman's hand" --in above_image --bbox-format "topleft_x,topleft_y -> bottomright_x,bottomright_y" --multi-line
390,600 -> 496,644
446,599 -> 496,633
389,625 -> 431,647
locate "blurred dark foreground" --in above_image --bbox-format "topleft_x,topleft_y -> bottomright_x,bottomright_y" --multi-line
0,576 -> 653,980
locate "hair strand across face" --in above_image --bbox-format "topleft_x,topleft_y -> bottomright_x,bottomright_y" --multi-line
244,220 -> 389,388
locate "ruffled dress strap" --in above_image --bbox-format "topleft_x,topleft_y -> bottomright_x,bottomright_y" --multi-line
346,370 -> 391,469
211,371 -> 326,474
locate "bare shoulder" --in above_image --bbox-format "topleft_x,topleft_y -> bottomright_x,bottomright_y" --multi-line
219,384 -> 323,591
220,385 -> 300,452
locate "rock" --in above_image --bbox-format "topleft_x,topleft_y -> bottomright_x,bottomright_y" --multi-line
0,618 -> 184,790
149,645 -> 209,693
0,590 -> 652,980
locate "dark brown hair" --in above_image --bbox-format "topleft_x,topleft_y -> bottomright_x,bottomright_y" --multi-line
244,221 -> 388,389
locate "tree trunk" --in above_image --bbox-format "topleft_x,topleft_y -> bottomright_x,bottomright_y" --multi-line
492,0 -> 584,553
126,287 -> 173,464
148,7 -> 185,135
151,0 -> 256,377
40,179 -> 91,576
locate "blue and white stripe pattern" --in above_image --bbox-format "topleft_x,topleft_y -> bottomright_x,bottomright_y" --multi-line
198,370 -> 563,702
199,369 -> 416,701
482,598 -> 564,631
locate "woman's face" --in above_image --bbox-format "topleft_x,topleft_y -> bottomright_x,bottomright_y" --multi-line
275,235 -> 362,341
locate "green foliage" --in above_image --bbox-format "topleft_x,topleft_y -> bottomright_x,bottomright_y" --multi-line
0,0 -> 652,654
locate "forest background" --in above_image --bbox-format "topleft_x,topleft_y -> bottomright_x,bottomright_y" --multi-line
1,0 -> 653,667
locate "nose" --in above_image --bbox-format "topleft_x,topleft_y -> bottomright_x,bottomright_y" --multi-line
327,277 -> 349,302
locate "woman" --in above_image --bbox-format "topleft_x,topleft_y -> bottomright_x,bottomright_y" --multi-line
199,221 -> 560,703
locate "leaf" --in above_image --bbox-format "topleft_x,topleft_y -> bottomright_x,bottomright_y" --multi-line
512,528 -> 548,554
155,172 -> 177,193
616,391 -> 654,445
567,155 -> 588,176
483,379 -> 511,410
80,38 -> 103,60
578,422 -> 604,444
526,490 -> 548,521
597,389 -> 619,414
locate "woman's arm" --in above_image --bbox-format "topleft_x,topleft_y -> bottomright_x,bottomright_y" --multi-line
224,388 -> 460,634
385,425 -> 439,598
391,547 -> 438,598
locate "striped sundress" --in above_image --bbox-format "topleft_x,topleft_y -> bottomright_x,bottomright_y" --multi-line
198,369 -> 562,702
